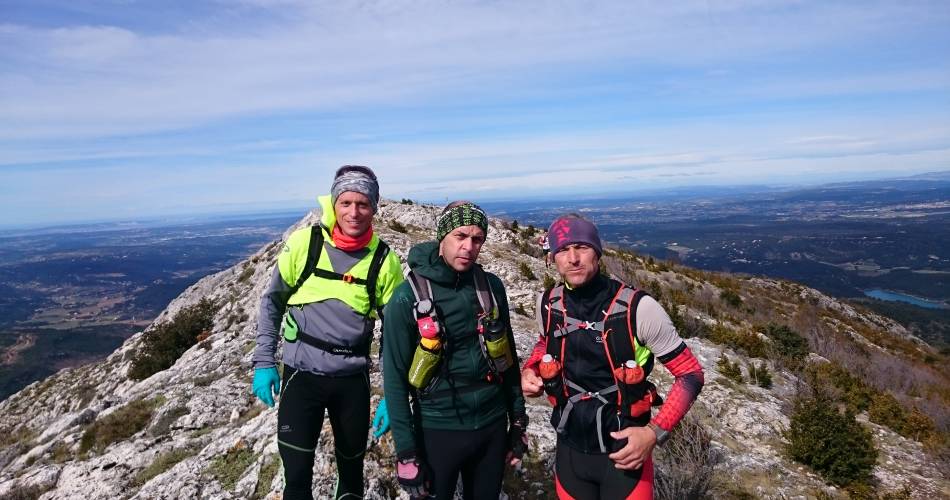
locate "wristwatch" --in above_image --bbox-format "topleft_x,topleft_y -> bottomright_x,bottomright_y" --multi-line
647,422 -> 670,446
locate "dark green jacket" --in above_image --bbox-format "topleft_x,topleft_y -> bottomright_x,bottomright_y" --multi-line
382,241 -> 526,457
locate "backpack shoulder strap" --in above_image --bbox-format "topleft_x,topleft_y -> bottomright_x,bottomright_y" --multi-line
403,265 -> 432,304
288,225 -> 325,298
541,285 -> 563,335
471,265 -> 495,316
365,240 -> 390,316
543,285 -> 567,360
603,285 -> 641,371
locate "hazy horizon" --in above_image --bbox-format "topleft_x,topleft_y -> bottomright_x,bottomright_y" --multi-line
3,1 -> 949,226
3,170 -> 947,232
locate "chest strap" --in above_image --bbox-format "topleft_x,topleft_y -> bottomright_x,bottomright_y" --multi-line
289,225 -> 390,317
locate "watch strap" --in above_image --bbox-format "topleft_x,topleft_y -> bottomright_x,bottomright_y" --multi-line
648,422 -> 670,446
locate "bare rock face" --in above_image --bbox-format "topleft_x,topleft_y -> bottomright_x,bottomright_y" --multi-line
0,200 -> 946,499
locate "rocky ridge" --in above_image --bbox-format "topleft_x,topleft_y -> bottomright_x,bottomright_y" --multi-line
0,200 -> 947,499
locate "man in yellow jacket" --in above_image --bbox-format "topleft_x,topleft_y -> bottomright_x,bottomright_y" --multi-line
252,166 -> 403,500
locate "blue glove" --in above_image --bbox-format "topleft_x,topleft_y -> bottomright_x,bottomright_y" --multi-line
252,367 -> 281,407
372,398 -> 390,438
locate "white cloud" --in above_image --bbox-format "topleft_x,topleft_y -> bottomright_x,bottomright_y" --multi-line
1,1 -> 949,225
2,1 -> 948,141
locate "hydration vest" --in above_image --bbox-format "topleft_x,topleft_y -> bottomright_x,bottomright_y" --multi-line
281,225 -> 390,358
541,280 -> 662,452
404,264 -> 513,398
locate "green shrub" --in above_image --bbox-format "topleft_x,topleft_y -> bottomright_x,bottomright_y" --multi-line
237,265 -> 254,284
518,262 -> 537,281
48,442 -> 72,464
513,238 -> 542,258
671,307 -> 710,339
400,198 -> 413,205
208,441 -> 256,491
720,289 -> 743,308
879,485 -> 913,500
807,362 -> 874,412
663,300 -> 693,338
717,354 -> 743,384
510,219 -> 519,231
868,392 -> 904,432
133,446 -> 198,486
129,299 -> 216,381
747,362 -> 773,389
707,324 -> 769,358
542,274 -> 557,291
643,280 -> 664,301
513,303 -> 528,317
0,483 -> 54,500
868,392 -> 937,442
80,397 -> 162,455
0,426 -> 36,454
785,388 -> 877,486
388,220 -> 408,233
763,323 -> 809,366
253,454 -> 281,500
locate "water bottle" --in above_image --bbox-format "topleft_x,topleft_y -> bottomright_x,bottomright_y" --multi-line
481,316 -> 513,372
609,359 -> 645,452
539,354 -> 565,406
408,336 -> 442,389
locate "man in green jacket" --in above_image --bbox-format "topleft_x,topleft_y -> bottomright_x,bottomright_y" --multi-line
382,201 -> 527,499
252,166 -> 403,500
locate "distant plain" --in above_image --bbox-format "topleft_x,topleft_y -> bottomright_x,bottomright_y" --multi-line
0,212 -> 301,400
487,176 -> 950,348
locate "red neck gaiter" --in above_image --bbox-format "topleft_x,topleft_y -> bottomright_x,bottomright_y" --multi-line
332,224 -> 374,251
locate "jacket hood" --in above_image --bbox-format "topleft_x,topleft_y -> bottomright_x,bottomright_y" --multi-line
407,241 -> 473,286
318,194 -> 336,229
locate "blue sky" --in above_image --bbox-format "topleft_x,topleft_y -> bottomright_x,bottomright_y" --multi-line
2,1 -> 949,227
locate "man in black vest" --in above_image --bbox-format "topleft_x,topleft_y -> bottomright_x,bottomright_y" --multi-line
521,214 -> 705,499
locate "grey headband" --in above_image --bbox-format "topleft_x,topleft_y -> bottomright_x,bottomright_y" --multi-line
331,165 -> 380,213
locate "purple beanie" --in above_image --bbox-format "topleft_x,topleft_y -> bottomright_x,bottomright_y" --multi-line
547,215 -> 603,256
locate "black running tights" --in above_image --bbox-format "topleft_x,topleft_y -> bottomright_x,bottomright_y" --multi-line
421,417 -> 508,500
277,366 -> 369,500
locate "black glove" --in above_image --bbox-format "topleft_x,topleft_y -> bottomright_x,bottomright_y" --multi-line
507,414 -> 529,463
396,450 -> 430,498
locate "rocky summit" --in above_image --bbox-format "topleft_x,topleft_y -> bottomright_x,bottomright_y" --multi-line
0,200 -> 947,499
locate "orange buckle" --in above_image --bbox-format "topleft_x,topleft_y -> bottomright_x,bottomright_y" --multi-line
342,273 -> 355,283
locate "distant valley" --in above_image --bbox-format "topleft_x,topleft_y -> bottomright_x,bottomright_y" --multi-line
0,212 -> 302,400
486,175 -> 950,348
